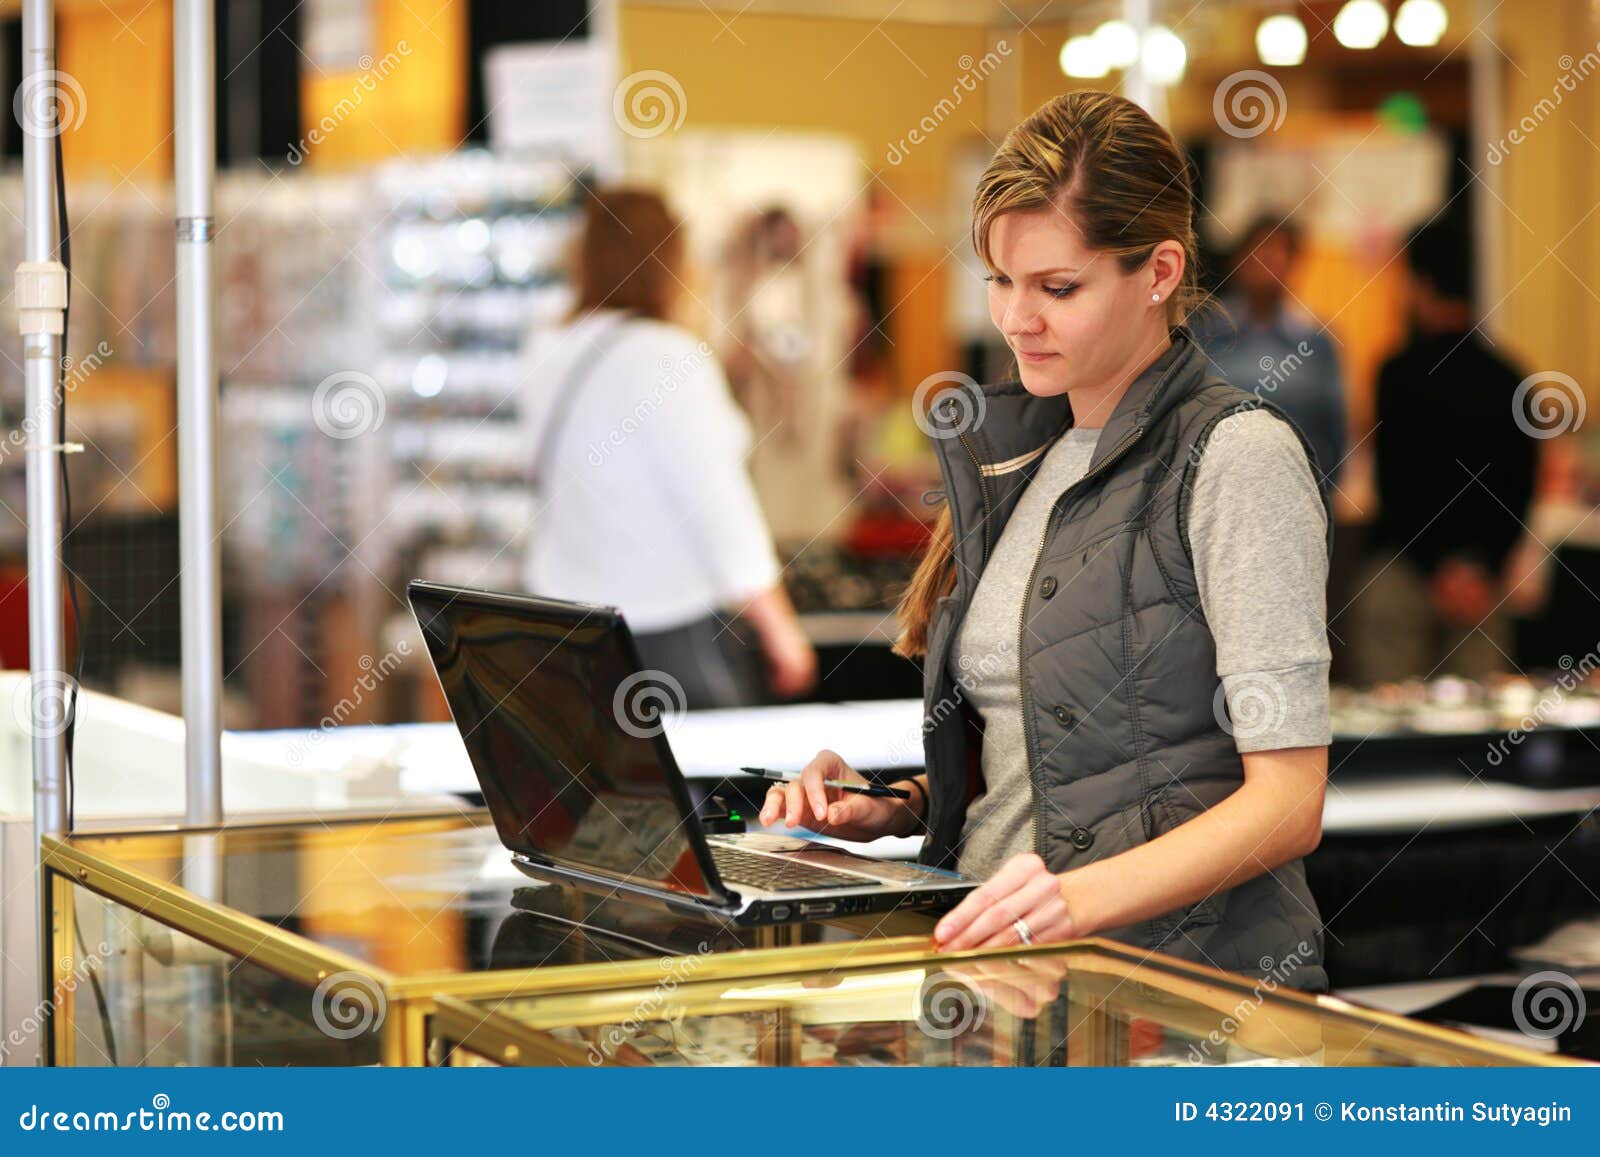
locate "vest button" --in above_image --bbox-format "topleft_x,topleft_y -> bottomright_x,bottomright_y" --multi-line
1070,826 -> 1094,851
1039,575 -> 1057,598
1053,704 -> 1075,727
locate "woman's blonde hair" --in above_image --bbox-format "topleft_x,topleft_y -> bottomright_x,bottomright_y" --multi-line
892,90 -> 1203,659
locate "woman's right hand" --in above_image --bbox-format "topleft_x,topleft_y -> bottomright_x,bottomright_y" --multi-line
756,749 -> 919,841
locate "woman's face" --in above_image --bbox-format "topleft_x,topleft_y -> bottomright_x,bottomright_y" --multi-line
985,205 -> 1175,399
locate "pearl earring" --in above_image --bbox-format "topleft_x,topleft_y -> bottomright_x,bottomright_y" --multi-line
1151,293 -> 1161,302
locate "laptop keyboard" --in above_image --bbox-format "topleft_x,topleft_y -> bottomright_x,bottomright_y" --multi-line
710,846 -> 880,892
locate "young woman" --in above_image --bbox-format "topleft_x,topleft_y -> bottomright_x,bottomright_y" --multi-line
759,92 -> 1332,990
520,187 -> 816,708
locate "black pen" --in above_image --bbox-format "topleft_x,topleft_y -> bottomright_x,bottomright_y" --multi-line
741,766 -> 911,799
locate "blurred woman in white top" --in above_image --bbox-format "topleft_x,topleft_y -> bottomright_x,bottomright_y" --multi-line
519,186 -> 816,708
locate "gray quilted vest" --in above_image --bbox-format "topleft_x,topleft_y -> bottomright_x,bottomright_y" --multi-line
918,329 -> 1331,992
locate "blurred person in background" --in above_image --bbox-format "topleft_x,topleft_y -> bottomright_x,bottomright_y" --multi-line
518,186 -> 816,707
1349,216 -> 1538,684
1194,215 -> 1348,493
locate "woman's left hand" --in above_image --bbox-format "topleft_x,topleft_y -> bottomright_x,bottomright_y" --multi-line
934,853 -> 1076,951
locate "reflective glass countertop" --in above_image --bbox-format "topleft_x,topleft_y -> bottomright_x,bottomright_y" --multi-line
435,941 -> 1567,1068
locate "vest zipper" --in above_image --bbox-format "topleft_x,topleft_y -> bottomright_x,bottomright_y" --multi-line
955,430 -> 994,568
1017,424 -> 1144,857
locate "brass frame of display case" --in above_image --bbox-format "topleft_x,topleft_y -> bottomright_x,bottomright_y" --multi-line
425,941 -> 1582,1068
41,816 -> 1580,1068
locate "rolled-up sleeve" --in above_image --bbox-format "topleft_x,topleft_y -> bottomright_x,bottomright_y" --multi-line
1189,409 -> 1332,753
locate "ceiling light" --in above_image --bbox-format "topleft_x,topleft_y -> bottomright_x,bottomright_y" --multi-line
1334,0 -> 1389,49
1060,35 -> 1109,78
1394,0 -> 1448,46
1256,14 -> 1308,66
1142,25 -> 1187,86
1093,20 -> 1141,69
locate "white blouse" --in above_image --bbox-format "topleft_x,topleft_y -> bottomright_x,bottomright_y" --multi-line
517,309 -> 781,634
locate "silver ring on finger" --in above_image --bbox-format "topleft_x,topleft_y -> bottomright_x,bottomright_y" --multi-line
1013,916 -> 1034,946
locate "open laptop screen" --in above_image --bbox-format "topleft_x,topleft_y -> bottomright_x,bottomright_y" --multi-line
409,583 -> 718,899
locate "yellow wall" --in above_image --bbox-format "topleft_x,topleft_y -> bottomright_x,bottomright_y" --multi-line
58,0 -> 173,182
1495,0 -> 1600,394
299,0 -> 466,168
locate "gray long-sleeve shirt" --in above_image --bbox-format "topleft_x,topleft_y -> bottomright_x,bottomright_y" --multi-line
951,409 -> 1331,879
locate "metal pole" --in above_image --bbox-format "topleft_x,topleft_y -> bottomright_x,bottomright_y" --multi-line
174,0 -> 223,825
20,0 -> 65,836
18,0 -> 68,1064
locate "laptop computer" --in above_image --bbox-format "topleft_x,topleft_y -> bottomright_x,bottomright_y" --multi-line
407,580 -> 978,925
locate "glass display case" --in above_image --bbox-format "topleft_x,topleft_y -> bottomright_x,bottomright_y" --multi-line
39,812 -> 929,1066
429,939 -> 1574,1069
41,811 -> 1573,1068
